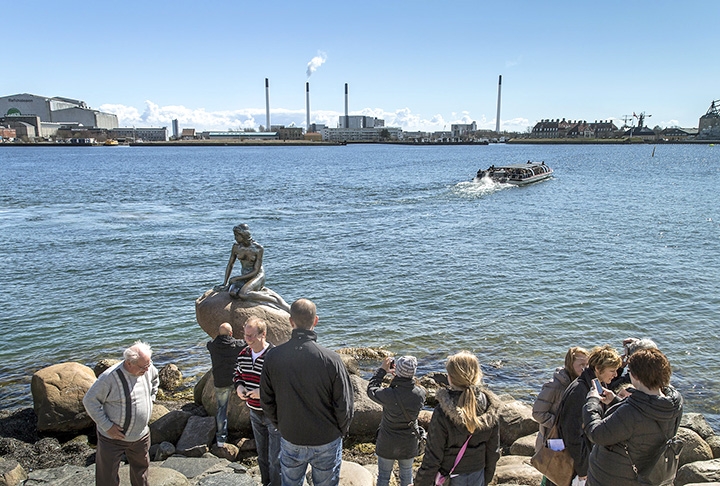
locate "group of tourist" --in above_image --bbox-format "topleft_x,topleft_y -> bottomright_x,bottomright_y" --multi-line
80,303 -> 683,486
532,339 -> 683,486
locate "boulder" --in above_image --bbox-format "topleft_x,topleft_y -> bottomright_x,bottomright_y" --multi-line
31,362 -> 96,433
498,400 -> 538,447
0,457 -> 27,486
194,370 -> 212,405
509,432 -> 538,456
150,403 -> 170,424
120,464 -> 190,485
678,427 -> 714,467
176,416 -> 216,457
23,464 -> 93,485
93,359 -> 120,377
159,364 -> 183,391
676,459 -> 720,486
681,413 -> 716,440
347,375 -> 382,441
199,374 -> 252,436
492,454 -> 542,486
339,460 -> 374,486
160,455 -> 229,480
418,410 -> 433,430
150,441 -> 176,462
211,442 -> 239,461
150,410 -> 192,445
706,434 -> 720,459
195,289 -> 292,345
195,472 -> 256,486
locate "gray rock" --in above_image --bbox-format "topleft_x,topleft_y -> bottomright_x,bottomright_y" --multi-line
676,458 -> 720,486
339,460 -> 374,486
493,455 -> 542,486
0,457 -> 27,486
681,413 -> 716,440
161,456 -> 229,480
498,400 -> 539,447
509,432 -> 538,456
707,435 -> 720,459
176,416 -> 216,457
120,464 -> 190,486
196,472 -> 257,486
23,464 -> 93,486
678,427 -> 714,467
30,362 -> 96,433
151,410 -> 192,445
347,375 -> 382,441
151,441 -> 177,462
93,359 -> 120,377
160,364 -> 183,391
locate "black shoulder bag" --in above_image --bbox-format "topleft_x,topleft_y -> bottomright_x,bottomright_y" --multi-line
392,387 -> 426,456
622,418 -> 684,486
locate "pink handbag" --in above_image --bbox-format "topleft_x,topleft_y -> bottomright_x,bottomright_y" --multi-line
434,435 -> 472,486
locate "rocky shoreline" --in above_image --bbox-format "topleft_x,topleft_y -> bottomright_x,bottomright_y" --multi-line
3,351 -> 720,486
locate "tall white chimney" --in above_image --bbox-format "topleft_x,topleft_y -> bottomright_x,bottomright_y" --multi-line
306,82 -> 310,131
265,78 -> 270,131
344,83 -> 349,128
495,75 -> 502,134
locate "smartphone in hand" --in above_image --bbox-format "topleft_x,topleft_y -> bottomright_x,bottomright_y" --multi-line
592,378 -> 604,395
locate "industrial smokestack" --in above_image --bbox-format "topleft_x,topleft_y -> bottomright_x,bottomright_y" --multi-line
265,78 -> 270,131
495,75 -> 502,134
344,83 -> 349,128
306,82 -> 310,132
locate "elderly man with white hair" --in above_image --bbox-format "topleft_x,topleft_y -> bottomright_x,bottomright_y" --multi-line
83,341 -> 159,486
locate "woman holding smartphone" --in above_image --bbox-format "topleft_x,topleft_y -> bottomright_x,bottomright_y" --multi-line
582,348 -> 683,485
557,345 -> 622,486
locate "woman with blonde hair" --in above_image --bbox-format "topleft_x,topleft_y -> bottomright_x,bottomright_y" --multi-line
557,345 -> 623,485
532,347 -> 589,486
415,351 -> 502,486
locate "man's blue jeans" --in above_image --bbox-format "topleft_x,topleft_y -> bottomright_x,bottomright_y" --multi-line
214,386 -> 233,444
250,409 -> 281,486
279,436 -> 342,486
377,456 -> 414,486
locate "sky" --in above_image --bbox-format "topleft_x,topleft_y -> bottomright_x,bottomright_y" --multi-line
4,1 -> 719,133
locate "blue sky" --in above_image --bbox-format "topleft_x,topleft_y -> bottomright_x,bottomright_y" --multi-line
5,1 -> 718,133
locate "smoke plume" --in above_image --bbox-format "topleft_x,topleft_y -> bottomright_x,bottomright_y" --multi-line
306,52 -> 327,78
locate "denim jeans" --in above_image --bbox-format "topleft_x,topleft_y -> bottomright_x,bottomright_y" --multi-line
377,456 -> 414,486
250,409 -> 281,486
279,436 -> 342,486
448,468 -> 485,486
214,386 -> 233,444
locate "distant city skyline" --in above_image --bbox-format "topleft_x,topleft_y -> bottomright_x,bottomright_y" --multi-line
4,1 -> 718,133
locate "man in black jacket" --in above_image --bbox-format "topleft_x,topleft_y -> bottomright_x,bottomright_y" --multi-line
261,298 -> 354,486
207,322 -> 244,447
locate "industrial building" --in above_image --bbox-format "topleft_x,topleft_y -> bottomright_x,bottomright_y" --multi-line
0,93 -> 118,130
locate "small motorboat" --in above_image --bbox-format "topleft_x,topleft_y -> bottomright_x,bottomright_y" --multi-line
475,161 -> 553,186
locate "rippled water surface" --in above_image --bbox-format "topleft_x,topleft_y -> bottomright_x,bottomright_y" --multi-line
1,143 -> 718,426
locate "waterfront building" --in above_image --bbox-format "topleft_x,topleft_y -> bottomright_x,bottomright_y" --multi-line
451,122 -> 477,138
697,100 -> 720,140
531,119 -> 618,138
110,127 -> 169,142
662,127 -> 698,141
172,119 -> 180,139
199,131 -> 279,141
0,93 -> 118,130
338,115 -> 384,129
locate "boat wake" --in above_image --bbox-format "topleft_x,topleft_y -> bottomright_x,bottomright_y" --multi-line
452,177 -> 510,198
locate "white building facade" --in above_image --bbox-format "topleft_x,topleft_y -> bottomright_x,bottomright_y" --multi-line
0,93 -> 118,129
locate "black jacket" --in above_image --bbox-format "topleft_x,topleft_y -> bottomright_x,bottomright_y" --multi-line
207,335 -> 245,388
260,328 -> 354,446
367,368 -> 426,460
583,386 -> 683,486
415,385 -> 502,486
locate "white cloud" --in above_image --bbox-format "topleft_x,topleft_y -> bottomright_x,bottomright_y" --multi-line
99,100 -> 532,133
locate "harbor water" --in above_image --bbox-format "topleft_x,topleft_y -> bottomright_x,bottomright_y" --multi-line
1,143 -> 718,427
